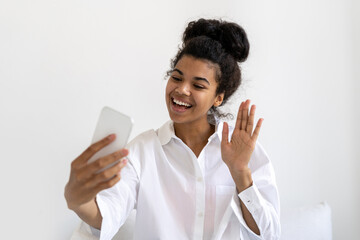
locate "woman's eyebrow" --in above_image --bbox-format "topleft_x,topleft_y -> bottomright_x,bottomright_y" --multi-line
194,77 -> 210,85
172,68 -> 183,75
172,68 -> 210,85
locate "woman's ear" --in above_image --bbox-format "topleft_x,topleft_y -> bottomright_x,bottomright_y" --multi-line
213,93 -> 224,107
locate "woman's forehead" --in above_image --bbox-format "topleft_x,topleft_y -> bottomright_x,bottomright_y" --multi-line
174,55 -> 219,80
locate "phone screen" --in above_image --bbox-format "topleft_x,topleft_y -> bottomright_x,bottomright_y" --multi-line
87,107 -> 133,171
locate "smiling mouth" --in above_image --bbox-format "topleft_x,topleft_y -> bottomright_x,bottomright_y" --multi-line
171,97 -> 193,109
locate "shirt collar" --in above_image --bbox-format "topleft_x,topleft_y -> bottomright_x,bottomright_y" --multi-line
214,121 -> 224,142
157,120 -> 224,146
157,120 -> 176,145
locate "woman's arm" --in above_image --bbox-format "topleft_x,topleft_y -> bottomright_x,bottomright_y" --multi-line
69,199 -> 103,230
64,134 -> 128,230
233,168 -> 260,235
221,99 -> 263,235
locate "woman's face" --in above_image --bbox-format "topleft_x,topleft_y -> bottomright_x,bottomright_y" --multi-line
165,55 -> 224,125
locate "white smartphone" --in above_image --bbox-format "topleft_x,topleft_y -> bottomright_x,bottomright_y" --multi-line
87,106 -> 133,171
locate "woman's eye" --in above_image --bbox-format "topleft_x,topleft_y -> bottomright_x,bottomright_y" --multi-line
194,84 -> 204,89
172,76 -> 181,81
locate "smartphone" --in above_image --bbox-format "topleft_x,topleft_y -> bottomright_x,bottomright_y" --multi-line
87,106 -> 133,171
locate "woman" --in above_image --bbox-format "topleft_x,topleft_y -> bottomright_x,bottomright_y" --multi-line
65,18 -> 280,240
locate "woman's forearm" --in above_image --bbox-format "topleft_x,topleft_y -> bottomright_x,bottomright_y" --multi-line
233,168 -> 261,236
240,199 -> 260,235
70,198 -> 103,230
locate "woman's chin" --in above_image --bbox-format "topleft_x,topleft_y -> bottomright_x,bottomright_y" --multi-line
168,112 -> 186,123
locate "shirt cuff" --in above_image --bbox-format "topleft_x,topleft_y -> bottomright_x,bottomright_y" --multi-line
89,226 -> 100,238
230,184 -> 264,239
96,194 -> 114,240
70,221 -> 100,240
238,184 -> 265,214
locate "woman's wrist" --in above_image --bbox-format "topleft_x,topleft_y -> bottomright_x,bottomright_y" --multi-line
72,199 -> 103,230
230,167 -> 253,193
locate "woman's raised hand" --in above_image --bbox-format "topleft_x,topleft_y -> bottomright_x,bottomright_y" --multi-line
221,99 -> 263,179
64,134 -> 128,211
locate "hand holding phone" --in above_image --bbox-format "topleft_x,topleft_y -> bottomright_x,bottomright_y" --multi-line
65,107 -> 133,212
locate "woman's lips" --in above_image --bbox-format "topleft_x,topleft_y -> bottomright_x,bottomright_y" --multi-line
171,97 -> 192,113
172,97 -> 192,107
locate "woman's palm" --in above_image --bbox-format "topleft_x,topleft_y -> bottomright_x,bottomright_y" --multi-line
221,100 -> 263,171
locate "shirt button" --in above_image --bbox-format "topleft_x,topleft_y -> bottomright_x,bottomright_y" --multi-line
197,177 -> 203,182
198,212 -> 203,217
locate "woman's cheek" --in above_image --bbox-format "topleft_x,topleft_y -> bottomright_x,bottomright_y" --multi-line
165,81 -> 175,95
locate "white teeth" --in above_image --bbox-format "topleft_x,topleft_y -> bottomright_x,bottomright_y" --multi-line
173,98 -> 192,107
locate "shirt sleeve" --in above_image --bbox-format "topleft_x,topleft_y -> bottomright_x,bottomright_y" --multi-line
70,220 -> 100,240
230,142 -> 281,240
88,157 -> 139,240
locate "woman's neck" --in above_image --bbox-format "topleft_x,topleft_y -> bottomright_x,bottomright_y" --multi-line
173,119 -> 215,157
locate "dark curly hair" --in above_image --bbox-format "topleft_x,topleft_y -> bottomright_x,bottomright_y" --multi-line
167,18 -> 250,119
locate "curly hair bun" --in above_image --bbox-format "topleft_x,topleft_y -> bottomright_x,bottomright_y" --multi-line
183,18 -> 250,63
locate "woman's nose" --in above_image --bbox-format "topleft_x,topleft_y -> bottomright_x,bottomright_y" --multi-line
175,83 -> 191,96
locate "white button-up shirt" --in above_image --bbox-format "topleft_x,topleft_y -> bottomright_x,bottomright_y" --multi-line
76,120 -> 280,240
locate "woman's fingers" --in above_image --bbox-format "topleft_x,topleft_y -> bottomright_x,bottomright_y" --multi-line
75,148 -> 128,181
86,149 -> 128,173
95,174 -> 122,193
235,101 -> 244,130
66,151 -> 128,208
241,100 -> 250,130
86,159 -> 128,189
234,99 -> 263,140
246,105 -> 256,134
73,134 -> 116,168
235,100 -> 262,137
252,118 -> 264,141
222,122 -> 229,145
65,135 -> 129,209
235,100 -> 252,131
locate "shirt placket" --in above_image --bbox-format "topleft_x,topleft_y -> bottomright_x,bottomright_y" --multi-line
193,148 -> 206,239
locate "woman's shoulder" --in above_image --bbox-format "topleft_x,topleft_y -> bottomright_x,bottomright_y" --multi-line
249,140 -> 273,173
126,129 -> 158,150
124,122 -> 171,175
126,120 -> 172,150
253,141 -> 271,162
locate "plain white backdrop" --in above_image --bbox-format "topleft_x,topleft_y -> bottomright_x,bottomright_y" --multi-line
0,0 -> 359,239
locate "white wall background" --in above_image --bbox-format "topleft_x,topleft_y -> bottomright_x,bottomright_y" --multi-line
0,0 -> 359,239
